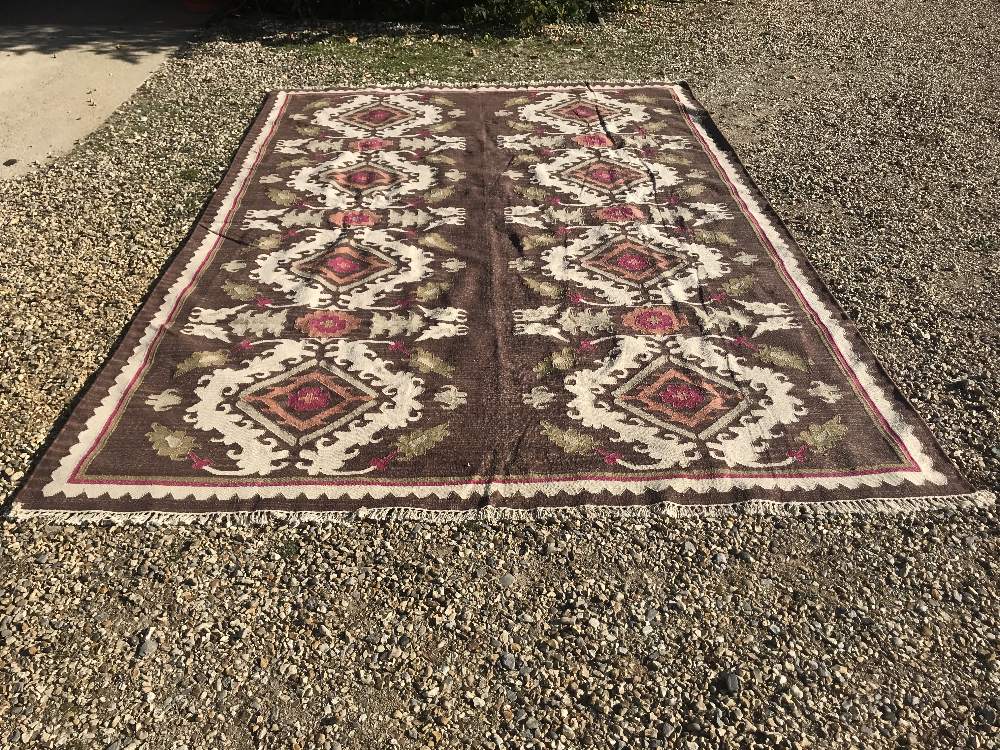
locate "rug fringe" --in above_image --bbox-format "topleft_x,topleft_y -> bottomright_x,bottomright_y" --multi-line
6,490 -> 994,526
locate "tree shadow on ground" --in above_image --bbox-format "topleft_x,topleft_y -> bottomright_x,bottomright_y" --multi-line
0,0 -> 212,63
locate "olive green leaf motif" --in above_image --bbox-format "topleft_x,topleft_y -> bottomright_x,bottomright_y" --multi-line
426,153 -> 456,166
175,349 -> 229,377
255,234 -> 282,252
540,421 -> 597,455
419,232 -> 457,253
696,230 -> 737,246
222,281 -> 258,301
425,186 -> 455,204
521,233 -> 558,251
533,347 -> 576,378
395,423 -> 451,462
415,280 -> 452,304
267,188 -> 297,207
755,344 -> 808,372
514,185 -> 548,202
798,416 -> 848,454
522,275 -> 562,299
409,349 -> 455,378
146,423 -> 198,461
677,183 -> 706,198
503,96 -> 531,108
723,274 -> 755,296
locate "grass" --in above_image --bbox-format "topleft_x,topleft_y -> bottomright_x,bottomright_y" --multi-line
283,25 -> 603,80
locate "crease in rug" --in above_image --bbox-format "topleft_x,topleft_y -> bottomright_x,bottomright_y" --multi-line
11,82 -> 993,522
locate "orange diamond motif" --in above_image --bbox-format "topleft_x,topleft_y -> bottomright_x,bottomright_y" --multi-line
291,240 -> 397,293
327,163 -> 401,194
564,158 -> 646,191
614,357 -> 748,440
237,362 -> 377,446
547,98 -> 630,124
582,238 -> 687,286
340,103 -> 414,129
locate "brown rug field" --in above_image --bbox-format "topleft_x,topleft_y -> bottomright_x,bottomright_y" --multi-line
11,83 -> 990,520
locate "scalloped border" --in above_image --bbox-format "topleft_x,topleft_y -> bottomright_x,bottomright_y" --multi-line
10,490 -> 996,525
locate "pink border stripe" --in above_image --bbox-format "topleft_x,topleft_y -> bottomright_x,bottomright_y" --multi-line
70,461 -> 919,490
676,97 -> 918,469
68,96 -> 289,483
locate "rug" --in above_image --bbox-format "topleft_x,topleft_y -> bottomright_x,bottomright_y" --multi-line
12,83 -> 990,521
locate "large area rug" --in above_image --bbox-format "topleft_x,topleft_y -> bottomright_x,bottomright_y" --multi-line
12,83 -> 989,520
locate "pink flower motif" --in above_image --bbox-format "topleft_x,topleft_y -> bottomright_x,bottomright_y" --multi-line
621,306 -> 687,336
287,385 -> 331,413
636,126 -> 648,136
566,104 -> 598,120
354,137 -> 390,151
254,297 -> 273,308
787,445 -> 808,463
295,310 -> 360,338
567,291 -> 585,305
732,335 -> 756,350
545,195 -> 561,206
664,194 -> 680,207
577,340 -> 597,352
709,291 -> 728,303
573,133 -> 614,148
328,209 -> 379,228
658,383 -> 708,411
596,204 -> 644,224
595,448 -> 621,465
326,255 -> 361,274
615,253 -> 651,272
555,225 -> 569,237
371,450 -> 398,470
188,452 -> 212,470
389,340 -> 409,355
538,147 -> 555,158
236,339 -> 254,351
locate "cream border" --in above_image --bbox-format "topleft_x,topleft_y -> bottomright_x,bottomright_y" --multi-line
23,83 -> 958,507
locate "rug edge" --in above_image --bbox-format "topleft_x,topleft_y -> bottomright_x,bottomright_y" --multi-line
5,489 -> 995,526
671,83 -> 982,497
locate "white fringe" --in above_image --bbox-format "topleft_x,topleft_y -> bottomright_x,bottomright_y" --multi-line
6,490 -> 995,526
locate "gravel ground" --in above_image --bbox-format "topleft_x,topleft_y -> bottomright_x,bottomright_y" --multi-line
1,2 -> 998,748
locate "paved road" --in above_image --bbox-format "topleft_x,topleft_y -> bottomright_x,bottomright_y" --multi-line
0,0 -> 208,180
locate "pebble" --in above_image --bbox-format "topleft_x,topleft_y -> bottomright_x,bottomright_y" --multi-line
720,671 -> 742,695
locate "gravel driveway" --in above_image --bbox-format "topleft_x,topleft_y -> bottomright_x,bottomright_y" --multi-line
1,2 -> 997,748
